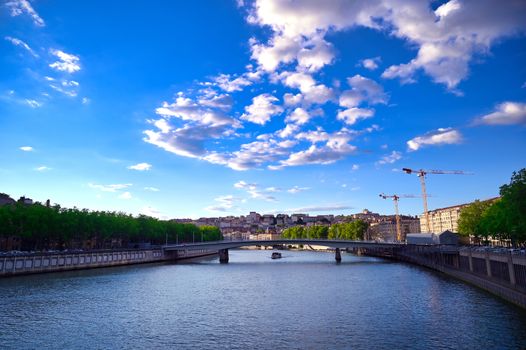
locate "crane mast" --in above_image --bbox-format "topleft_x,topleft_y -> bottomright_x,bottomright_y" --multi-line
418,172 -> 430,233
402,168 -> 471,233
379,194 -> 401,241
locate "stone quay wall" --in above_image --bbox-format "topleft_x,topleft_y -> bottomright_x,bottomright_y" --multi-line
359,245 -> 526,309
0,248 -> 215,277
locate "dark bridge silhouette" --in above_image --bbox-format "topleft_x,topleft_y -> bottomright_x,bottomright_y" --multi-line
163,239 -> 405,263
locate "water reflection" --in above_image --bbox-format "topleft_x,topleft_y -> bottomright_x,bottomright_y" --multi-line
1,250 -> 525,350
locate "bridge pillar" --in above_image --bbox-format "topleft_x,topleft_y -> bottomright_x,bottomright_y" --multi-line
219,249 -> 229,263
335,248 -> 342,263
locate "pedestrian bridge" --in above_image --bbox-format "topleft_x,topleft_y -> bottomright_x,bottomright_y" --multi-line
163,239 -> 405,263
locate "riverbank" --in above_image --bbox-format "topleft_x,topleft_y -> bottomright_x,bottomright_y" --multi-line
0,249 -> 216,277
358,245 -> 526,309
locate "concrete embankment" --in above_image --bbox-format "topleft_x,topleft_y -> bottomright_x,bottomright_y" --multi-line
0,248 -> 216,277
358,245 -> 526,309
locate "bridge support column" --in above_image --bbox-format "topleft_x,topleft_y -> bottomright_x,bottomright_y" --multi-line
219,249 -> 229,264
335,248 -> 342,263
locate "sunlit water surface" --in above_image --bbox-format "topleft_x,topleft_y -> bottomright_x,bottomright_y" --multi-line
1,250 -> 525,349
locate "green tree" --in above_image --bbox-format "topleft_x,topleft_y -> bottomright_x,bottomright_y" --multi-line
498,168 -> 526,244
458,200 -> 492,238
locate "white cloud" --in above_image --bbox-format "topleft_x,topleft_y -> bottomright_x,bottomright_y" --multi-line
144,187 -> 160,192
6,0 -> 45,26
276,123 -> 300,139
279,71 -> 334,105
88,183 -> 132,192
283,92 -> 303,106
19,146 -> 33,151
49,79 -> 79,97
241,93 -> 283,125
249,0 -> 526,90
49,49 -> 81,73
340,75 -> 388,107
210,137 -> 294,171
127,162 -> 152,171
25,99 -> 41,108
285,107 -> 311,125
284,204 -> 353,214
337,107 -> 374,125
35,166 -> 51,172
145,123 -> 234,159
476,101 -> 526,125
377,151 -> 402,165
296,35 -> 335,72
351,164 -> 360,171
337,75 -> 386,125
407,128 -> 462,151
287,186 -> 310,194
250,34 -> 303,72
277,129 -> 357,168
4,36 -> 38,57
435,0 -> 461,19
205,195 -> 239,212
381,1 -> 526,89
198,93 -> 233,110
213,74 -> 253,92
360,57 -> 381,70
82,97 -> 90,105
155,95 -> 239,127
141,206 -> 162,218
145,92 -> 242,159
234,180 -> 278,201
119,191 -> 132,200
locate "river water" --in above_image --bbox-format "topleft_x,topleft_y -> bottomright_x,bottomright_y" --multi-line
1,250 -> 525,349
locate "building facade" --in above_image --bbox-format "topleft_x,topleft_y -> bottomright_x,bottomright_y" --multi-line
421,197 -> 499,233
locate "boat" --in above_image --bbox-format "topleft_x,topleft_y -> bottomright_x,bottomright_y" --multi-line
271,252 -> 282,259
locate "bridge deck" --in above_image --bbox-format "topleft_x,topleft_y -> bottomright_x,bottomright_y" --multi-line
163,239 -> 405,251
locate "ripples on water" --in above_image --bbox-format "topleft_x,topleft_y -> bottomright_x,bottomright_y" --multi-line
1,250 -> 525,349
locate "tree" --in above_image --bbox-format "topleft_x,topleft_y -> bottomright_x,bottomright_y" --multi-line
498,168 -> 526,244
458,200 -> 492,238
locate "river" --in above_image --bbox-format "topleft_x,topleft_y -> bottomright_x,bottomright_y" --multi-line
1,250 -> 525,349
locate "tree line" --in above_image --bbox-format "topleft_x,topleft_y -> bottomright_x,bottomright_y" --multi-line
458,168 -> 526,245
281,220 -> 368,240
0,201 -> 222,251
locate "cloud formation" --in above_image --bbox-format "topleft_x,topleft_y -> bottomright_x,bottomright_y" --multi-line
6,0 -> 45,26
360,57 -> 381,70
119,191 -> 132,200
234,180 -> 278,201
377,151 -> 402,165
241,93 -> 284,125
476,101 -> 526,125
141,1 -> 524,172
205,195 -> 240,212
407,128 -> 462,151
127,162 -> 152,171
49,49 -> 81,73
88,183 -> 132,192
248,0 -> 526,89
287,186 -> 310,194
284,204 -> 353,213
5,36 -> 38,57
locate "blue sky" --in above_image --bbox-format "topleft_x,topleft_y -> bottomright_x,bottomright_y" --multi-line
1,0 -> 525,219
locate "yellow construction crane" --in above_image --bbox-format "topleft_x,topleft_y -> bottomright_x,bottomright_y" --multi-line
379,194 -> 421,242
402,168 -> 471,233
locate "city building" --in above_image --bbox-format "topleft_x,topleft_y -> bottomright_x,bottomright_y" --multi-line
0,193 -> 15,206
369,215 -> 421,242
421,197 -> 499,233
